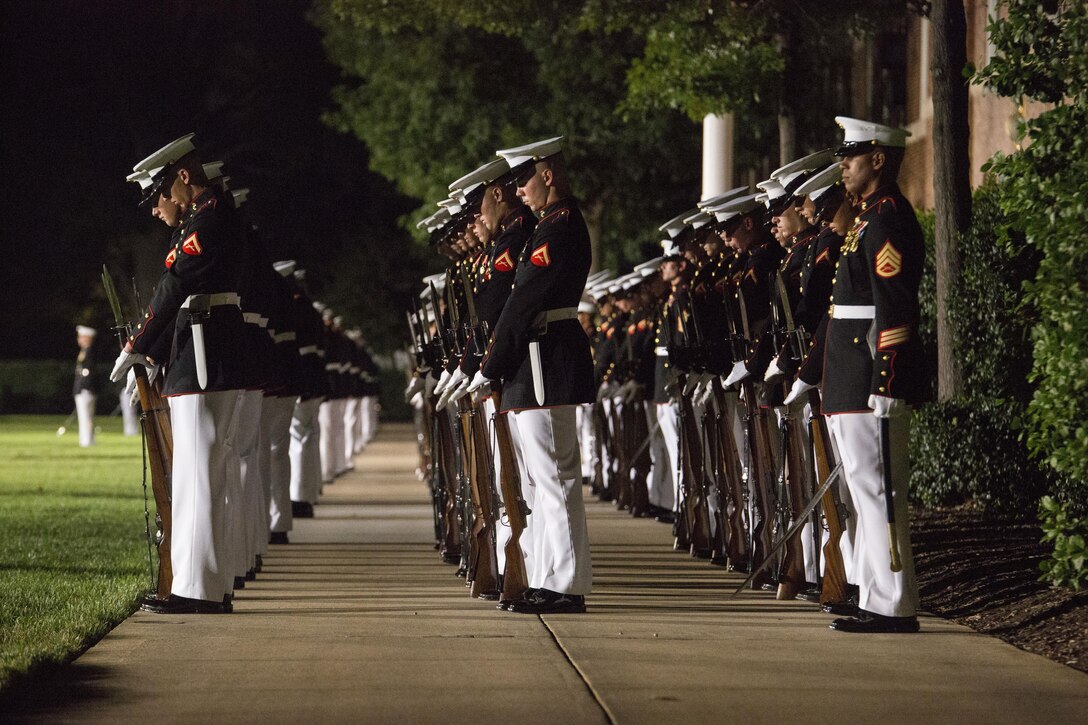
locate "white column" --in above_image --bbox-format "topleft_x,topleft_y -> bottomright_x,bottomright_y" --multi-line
702,113 -> 735,199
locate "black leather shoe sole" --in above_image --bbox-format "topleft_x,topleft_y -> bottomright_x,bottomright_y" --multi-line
830,613 -> 919,633
140,594 -> 226,614
507,597 -> 587,614
822,600 -> 859,617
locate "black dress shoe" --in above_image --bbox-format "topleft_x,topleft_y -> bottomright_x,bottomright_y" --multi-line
822,600 -> 859,617
795,585 -> 821,603
244,568 -> 256,582
507,589 -> 586,614
222,594 -> 234,614
269,531 -> 289,545
233,576 -> 246,590
254,554 -> 263,573
140,594 -> 226,614
830,610 -> 920,633
655,511 -> 677,524
291,501 -> 314,518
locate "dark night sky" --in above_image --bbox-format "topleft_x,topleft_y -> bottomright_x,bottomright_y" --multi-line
0,0 -> 417,360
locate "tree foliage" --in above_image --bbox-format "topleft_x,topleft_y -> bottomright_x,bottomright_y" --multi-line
974,0 -> 1088,495
312,0 -> 702,268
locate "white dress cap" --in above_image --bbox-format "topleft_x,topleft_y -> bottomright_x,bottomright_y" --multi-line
712,193 -> 764,223
771,149 -> 834,180
231,188 -> 249,207
634,256 -> 664,275
272,259 -> 297,277
661,238 -> 682,257
132,133 -> 196,174
449,158 -> 511,191
577,293 -> 597,314
495,136 -> 564,167
794,162 -> 843,199
834,116 -> 910,153
756,177 -> 786,202
683,209 -> 713,230
659,208 -> 697,238
697,185 -> 749,209
76,325 -> 97,337
202,161 -> 225,182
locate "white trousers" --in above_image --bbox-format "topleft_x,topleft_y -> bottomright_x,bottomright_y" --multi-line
343,397 -> 359,467
75,390 -> 95,447
232,390 -> 263,578
656,402 -> 680,512
362,395 -> 378,445
319,399 -> 346,481
827,412 -> 918,618
265,395 -> 296,534
170,391 -> 238,602
645,404 -> 671,510
290,397 -> 324,504
576,404 -> 594,480
120,388 -> 139,436
510,406 -> 592,595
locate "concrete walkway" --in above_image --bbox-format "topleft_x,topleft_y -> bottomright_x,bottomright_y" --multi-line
6,423 -> 1087,724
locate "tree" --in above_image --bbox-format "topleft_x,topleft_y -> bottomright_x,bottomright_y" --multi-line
312,0 -> 703,269
929,0 -> 971,401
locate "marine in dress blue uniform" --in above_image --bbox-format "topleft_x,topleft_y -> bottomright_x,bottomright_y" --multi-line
822,117 -> 927,634
113,134 -> 248,614
480,137 -> 594,614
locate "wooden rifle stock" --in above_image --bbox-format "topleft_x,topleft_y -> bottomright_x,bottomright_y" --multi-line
713,387 -> 749,570
133,368 -> 173,599
627,398 -> 652,518
775,410 -> 809,600
459,396 -> 500,599
491,394 -> 530,604
678,394 -> 713,558
609,400 -> 631,510
809,394 -> 849,605
743,383 -> 777,589
435,407 -> 463,561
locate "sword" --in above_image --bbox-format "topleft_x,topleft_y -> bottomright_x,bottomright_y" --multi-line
881,418 -> 904,572
184,295 -> 211,390
529,340 -> 545,405
730,460 -> 844,597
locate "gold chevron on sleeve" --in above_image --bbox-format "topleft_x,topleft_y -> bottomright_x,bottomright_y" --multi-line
875,240 -> 903,278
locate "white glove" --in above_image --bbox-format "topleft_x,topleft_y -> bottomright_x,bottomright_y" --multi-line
869,394 -> 908,419
696,379 -> 716,407
110,348 -> 149,383
446,367 -> 467,392
468,370 -> 493,395
448,379 -> 472,405
433,369 -> 453,396
724,360 -> 750,387
764,357 -> 786,382
403,375 -> 425,403
783,378 -> 815,406
683,371 -> 710,397
409,391 -> 424,407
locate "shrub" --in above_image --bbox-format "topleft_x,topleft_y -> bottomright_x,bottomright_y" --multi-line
1038,496 -> 1088,591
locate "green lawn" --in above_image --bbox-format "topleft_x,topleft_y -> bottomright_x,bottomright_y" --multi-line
0,415 -> 152,694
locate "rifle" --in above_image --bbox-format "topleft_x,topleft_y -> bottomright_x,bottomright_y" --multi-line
772,271 -> 812,600
454,269 -> 500,598
736,286 -> 775,589
492,393 -> 531,604
808,391 -> 850,605
102,265 -> 173,600
677,294 -> 713,558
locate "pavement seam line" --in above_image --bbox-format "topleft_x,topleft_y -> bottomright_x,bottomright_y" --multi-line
540,616 -> 618,725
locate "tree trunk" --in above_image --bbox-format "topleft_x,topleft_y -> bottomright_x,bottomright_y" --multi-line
775,32 -> 797,165
930,0 -> 971,401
